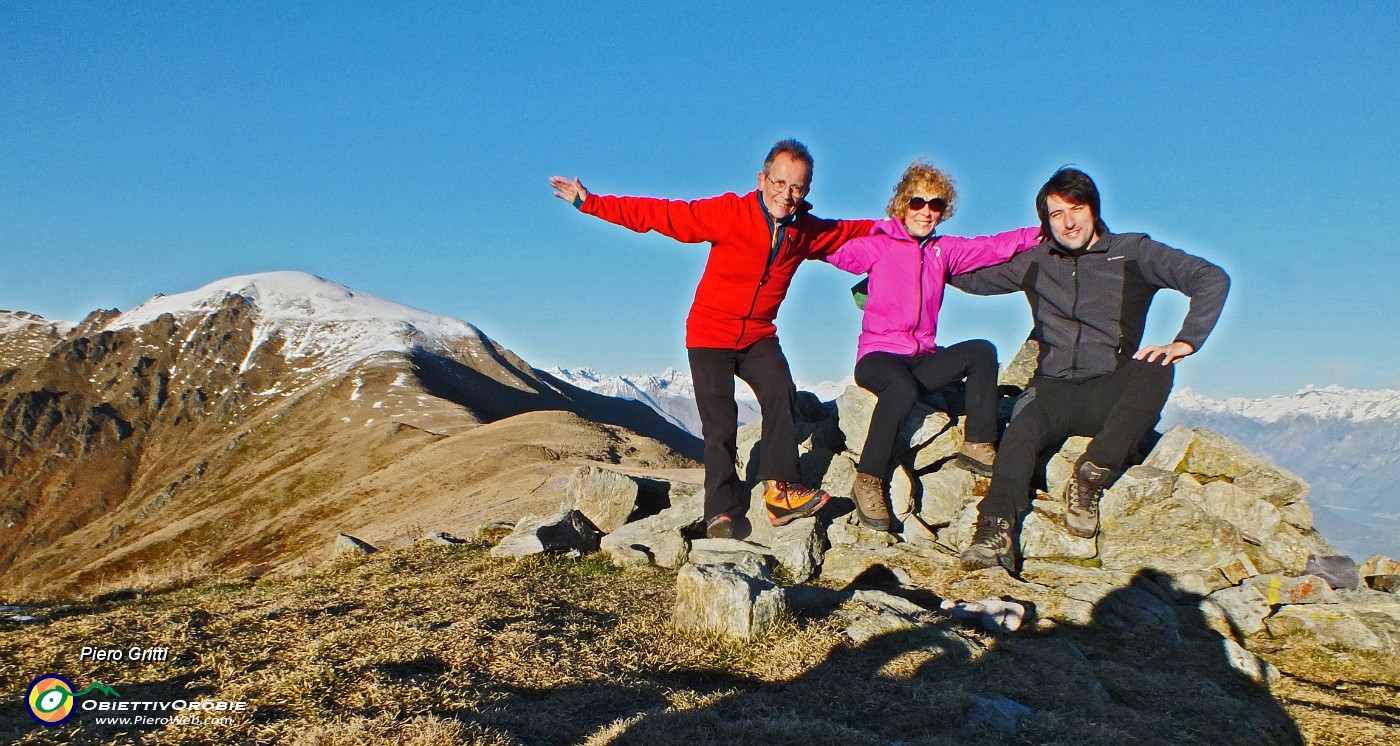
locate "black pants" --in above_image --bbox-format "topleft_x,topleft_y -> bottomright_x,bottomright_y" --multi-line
688,337 -> 802,520
977,358 -> 1175,522
853,340 -> 1000,477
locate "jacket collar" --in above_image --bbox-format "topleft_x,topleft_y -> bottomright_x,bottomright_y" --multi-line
873,217 -> 936,245
1049,230 -> 1114,257
751,190 -> 812,226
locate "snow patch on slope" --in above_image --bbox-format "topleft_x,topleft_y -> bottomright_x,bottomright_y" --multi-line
0,311 -> 75,335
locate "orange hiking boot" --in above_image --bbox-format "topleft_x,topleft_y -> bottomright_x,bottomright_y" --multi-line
764,480 -> 831,526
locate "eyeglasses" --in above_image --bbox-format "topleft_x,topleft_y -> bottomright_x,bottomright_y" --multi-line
765,177 -> 809,197
907,196 -> 947,212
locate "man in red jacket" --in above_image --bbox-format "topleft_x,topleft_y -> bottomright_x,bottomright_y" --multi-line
550,140 -> 873,539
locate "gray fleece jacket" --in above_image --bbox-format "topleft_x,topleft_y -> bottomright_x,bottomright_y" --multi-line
949,231 -> 1230,381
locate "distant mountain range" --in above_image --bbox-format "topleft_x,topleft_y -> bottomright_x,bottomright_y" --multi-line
547,368 -> 1398,561
544,367 -> 851,437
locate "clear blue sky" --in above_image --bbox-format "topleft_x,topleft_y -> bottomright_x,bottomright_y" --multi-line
3,3 -> 1397,398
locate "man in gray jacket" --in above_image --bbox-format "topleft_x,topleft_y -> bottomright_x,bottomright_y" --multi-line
952,168 -> 1230,571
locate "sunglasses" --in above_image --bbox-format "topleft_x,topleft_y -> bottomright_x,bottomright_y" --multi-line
907,197 -> 948,212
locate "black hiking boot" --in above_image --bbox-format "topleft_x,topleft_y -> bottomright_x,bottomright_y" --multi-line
705,513 -> 736,540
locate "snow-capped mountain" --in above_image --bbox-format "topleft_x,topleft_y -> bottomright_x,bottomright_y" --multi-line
542,367 -> 853,437
0,272 -> 696,597
107,271 -> 487,378
1164,386 -> 1400,560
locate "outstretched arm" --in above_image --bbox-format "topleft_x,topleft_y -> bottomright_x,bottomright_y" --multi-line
547,175 -> 732,244
942,227 -> 1043,275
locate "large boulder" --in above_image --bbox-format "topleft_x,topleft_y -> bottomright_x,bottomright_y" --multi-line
1144,426 -> 1310,508
563,465 -> 641,534
1020,500 -> 1098,561
688,538 -> 774,580
1194,480 -> 1281,544
673,562 -> 788,640
1098,466 -> 1243,576
914,467 -> 976,528
735,392 -> 841,483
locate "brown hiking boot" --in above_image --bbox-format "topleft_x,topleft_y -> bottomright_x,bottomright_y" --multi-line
852,473 -> 891,532
960,516 -> 1017,572
954,441 -> 997,476
764,480 -> 831,526
1065,460 -> 1113,538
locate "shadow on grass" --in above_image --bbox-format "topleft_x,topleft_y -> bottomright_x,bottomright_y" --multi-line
398,570 -> 1309,746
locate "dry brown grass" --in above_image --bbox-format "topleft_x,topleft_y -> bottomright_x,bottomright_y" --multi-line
2,541 -> 1395,745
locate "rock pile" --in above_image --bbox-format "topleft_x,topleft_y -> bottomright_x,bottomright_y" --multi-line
488,375 -> 1400,660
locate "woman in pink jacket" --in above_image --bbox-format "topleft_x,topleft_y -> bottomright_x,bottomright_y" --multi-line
826,161 -> 1041,531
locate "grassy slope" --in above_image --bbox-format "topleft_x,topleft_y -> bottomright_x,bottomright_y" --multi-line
2,541 -> 1396,745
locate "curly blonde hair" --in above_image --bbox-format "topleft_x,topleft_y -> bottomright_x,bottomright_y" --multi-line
885,160 -> 958,220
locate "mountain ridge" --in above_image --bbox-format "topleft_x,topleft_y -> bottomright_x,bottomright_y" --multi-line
0,272 -> 698,598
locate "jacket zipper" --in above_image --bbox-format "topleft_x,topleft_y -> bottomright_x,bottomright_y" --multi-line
1069,254 -> 1082,376
736,220 -> 783,346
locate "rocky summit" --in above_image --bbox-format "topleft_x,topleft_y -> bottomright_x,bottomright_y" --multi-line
495,347 -> 1400,666
0,272 -> 698,598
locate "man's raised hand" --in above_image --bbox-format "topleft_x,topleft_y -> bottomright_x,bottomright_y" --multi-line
549,176 -> 589,207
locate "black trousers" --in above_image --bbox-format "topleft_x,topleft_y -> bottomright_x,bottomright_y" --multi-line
688,337 -> 802,520
853,340 -> 1000,477
977,357 -> 1175,522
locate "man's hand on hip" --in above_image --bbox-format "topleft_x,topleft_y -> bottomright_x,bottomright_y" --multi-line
1134,341 -> 1195,366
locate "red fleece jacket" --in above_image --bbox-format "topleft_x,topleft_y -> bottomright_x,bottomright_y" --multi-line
580,190 -> 873,349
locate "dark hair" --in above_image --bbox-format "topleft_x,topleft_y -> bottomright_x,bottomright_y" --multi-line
1036,166 -> 1109,238
763,139 -> 814,174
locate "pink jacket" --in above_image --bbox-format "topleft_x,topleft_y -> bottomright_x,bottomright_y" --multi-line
826,219 -> 1041,360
